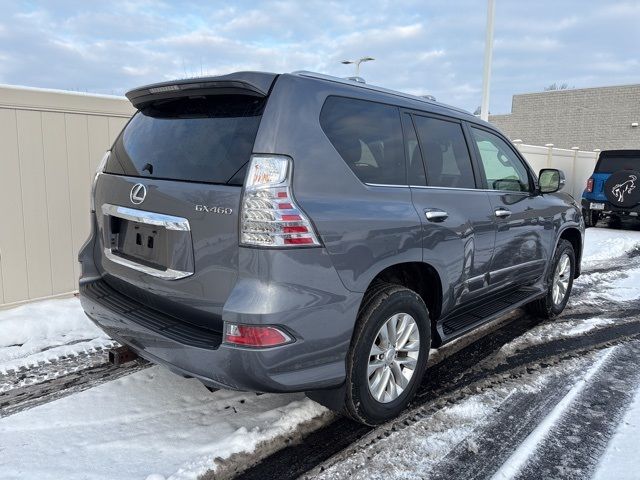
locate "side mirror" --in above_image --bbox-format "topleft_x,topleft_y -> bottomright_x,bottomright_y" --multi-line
538,168 -> 566,194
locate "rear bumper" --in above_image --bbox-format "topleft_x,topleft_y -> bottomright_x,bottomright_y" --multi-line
80,277 -> 351,392
78,215 -> 361,393
581,198 -> 640,215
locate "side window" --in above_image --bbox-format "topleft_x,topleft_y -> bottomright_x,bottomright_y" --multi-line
471,128 -> 531,192
320,97 -> 406,185
403,113 -> 426,186
412,115 -> 476,189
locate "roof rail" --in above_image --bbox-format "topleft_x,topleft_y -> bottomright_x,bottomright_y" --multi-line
291,71 -> 469,115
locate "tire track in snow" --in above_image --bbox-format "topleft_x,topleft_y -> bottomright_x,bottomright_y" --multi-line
0,357 -> 149,417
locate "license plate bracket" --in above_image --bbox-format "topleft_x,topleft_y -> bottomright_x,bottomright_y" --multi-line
115,219 -> 168,269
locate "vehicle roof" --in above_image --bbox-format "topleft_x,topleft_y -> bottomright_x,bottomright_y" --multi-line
599,150 -> 640,157
126,70 -> 489,128
289,71 -> 486,126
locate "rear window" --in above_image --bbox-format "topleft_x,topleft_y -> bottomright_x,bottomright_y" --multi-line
595,153 -> 640,173
106,95 -> 265,185
320,96 -> 406,185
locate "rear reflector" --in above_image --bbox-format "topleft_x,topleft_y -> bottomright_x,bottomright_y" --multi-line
586,178 -> 594,193
224,323 -> 292,347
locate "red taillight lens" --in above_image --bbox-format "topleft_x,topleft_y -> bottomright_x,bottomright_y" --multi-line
224,324 -> 292,347
586,178 -> 594,193
240,155 -> 321,247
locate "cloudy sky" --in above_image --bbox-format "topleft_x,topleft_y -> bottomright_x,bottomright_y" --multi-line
0,0 -> 638,113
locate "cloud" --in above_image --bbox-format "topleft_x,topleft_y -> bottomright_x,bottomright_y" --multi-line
0,0 -> 637,112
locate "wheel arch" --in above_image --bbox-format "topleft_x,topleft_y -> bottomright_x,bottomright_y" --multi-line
359,261 -> 443,340
558,226 -> 583,277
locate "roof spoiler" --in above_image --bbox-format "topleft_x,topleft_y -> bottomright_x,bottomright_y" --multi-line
126,71 -> 278,109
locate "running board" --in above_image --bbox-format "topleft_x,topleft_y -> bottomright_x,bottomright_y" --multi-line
438,287 -> 544,343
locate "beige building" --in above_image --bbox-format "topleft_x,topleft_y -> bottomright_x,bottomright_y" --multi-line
490,84 -> 640,151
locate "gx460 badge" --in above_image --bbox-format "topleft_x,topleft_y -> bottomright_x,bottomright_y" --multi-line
195,205 -> 233,215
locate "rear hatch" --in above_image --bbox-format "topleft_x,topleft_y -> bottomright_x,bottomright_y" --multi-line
93,74 -> 276,330
590,150 -> 640,204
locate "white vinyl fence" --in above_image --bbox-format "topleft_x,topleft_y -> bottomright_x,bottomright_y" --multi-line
0,85 -> 134,308
0,84 -> 599,307
514,141 -> 598,200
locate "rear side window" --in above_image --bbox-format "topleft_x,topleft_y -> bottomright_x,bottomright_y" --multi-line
412,115 -> 476,189
106,95 -> 265,185
595,154 -> 640,173
320,96 -> 406,185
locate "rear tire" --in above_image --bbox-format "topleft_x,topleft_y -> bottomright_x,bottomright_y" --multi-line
526,239 -> 575,319
583,209 -> 599,228
343,283 -> 431,425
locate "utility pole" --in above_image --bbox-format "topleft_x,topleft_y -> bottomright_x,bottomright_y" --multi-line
480,0 -> 495,121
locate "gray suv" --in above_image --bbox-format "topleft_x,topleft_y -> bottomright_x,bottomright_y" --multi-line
79,71 -> 584,425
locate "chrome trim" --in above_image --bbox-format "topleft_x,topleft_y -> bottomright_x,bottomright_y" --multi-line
101,204 -> 190,231
490,259 -> 545,277
103,249 -> 193,280
366,183 -> 410,188
494,208 -> 512,218
425,209 -> 449,221
101,203 -> 193,280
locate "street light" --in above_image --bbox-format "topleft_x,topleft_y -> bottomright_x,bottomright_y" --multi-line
341,57 -> 375,77
480,0 -> 496,122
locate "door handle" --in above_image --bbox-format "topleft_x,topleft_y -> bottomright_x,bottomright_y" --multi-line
495,208 -> 512,218
425,209 -> 449,222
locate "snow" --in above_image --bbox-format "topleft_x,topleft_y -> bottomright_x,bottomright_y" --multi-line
0,297 -> 113,374
581,227 -> 640,264
0,366 -> 327,480
593,383 -> 640,480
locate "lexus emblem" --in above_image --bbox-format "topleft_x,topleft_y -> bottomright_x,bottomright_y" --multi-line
130,183 -> 147,205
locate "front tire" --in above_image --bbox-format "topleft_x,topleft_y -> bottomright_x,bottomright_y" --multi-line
344,284 -> 431,425
526,239 -> 575,319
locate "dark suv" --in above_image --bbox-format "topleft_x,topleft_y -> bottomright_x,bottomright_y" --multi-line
79,71 -> 584,425
582,150 -> 640,227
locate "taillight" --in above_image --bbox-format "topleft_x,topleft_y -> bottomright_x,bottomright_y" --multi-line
224,323 -> 292,347
586,178 -> 594,193
240,155 -> 321,247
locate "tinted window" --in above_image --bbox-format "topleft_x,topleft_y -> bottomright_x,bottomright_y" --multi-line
412,116 -> 476,189
471,128 -> 531,192
106,95 -> 265,185
403,114 -> 426,186
595,154 -> 640,173
320,97 -> 406,185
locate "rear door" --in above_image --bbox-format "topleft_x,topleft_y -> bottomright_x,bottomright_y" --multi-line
405,112 -> 495,313
467,125 -> 548,289
94,92 -> 268,329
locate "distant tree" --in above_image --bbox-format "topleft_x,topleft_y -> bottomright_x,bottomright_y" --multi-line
544,82 -> 574,91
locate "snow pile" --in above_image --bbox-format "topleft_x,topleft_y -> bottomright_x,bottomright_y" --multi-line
0,366 -> 327,480
0,297 -> 113,373
582,227 -> 640,264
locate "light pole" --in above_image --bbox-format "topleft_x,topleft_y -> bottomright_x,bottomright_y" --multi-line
341,57 -> 375,77
480,0 -> 496,122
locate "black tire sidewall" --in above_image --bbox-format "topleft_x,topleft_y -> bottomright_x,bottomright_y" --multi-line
347,288 -> 430,425
546,240 -> 576,316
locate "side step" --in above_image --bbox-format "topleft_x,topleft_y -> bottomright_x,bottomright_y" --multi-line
439,287 -> 543,343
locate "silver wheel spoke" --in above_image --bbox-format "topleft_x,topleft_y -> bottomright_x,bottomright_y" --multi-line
367,312 -> 420,404
552,253 -> 572,306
